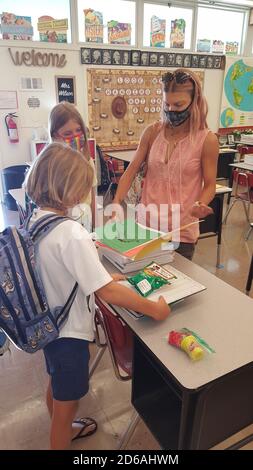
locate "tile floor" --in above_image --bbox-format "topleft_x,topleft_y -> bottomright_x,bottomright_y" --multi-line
0,198 -> 252,450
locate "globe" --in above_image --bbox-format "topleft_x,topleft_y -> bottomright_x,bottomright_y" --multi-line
224,59 -> 253,112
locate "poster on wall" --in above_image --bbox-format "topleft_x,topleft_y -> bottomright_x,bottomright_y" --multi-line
170,19 -> 185,49
84,9 -> 103,43
212,40 -> 224,54
197,39 -> 211,53
37,16 -> 68,43
108,20 -> 131,45
55,76 -> 76,104
0,91 -> 18,109
0,12 -> 33,40
150,16 -> 166,48
220,57 -> 253,129
225,41 -> 239,56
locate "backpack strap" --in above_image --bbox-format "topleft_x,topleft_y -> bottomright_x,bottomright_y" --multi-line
29,214 -> 79,327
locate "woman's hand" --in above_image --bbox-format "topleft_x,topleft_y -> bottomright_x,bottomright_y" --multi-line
111,273 -> 126,282
190,202 -> 213,219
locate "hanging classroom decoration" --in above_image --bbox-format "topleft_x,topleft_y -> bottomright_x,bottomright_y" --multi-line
150,16 -> 166,48
170,19 -> 186,49
84,9 -> 103,43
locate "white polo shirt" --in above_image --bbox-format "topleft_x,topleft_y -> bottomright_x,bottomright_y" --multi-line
30,210 -> 112,341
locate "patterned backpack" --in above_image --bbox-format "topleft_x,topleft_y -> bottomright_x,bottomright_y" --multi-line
0,214 -> 78,354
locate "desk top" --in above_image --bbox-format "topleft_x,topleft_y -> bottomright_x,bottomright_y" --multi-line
219,148 -> 237,154
102,253 -> 253,390
9,188 -> 26,209
229,162 -> 253,171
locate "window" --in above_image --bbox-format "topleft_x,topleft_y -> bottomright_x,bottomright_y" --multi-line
196,7 -> 245,55
78,0 -> 136,46
0,0 -> 71,43
143,2 -> 193,49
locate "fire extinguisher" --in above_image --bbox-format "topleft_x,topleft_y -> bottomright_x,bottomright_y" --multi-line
5,113 -> 19,143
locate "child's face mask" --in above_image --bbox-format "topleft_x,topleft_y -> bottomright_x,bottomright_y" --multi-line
63,133 -> 85,152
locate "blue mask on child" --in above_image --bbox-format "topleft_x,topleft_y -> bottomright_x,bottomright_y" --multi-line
163,104 -> 191,127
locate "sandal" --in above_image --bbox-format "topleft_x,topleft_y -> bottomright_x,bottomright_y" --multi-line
71,417 -> 97,441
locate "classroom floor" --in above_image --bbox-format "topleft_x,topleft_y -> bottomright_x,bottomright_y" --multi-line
0,197 -> 252,450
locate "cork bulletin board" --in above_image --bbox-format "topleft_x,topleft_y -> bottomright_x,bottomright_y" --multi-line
87,68 -> 204,150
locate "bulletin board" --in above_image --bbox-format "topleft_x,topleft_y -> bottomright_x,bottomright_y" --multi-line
87,68 -> 204,150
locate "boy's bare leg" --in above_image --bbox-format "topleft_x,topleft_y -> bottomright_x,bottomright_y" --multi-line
50,399 -> 78,450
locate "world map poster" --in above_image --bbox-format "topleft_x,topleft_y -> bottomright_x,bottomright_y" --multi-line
220,57 -> 253,129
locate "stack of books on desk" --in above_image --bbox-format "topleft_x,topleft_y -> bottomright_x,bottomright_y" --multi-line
95,219 -> 174,273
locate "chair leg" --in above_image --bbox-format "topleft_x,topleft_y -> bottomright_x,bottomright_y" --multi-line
117,411 -> 140,450
89,346 -> 107,379
245,223 -> 253,241
223,200 -> 236,223
242,200 -> 250,222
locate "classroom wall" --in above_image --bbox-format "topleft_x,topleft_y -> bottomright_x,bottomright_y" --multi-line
0,41 -> 225,176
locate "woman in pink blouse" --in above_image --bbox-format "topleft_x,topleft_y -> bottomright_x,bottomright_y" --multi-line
113,69 -> 219,260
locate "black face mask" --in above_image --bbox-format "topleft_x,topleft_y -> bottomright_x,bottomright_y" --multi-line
163,103 -> 191,127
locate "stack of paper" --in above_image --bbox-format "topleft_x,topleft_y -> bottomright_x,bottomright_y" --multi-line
96,219 -> 174,272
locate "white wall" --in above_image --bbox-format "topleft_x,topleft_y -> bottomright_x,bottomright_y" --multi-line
0,41 -> 225,173
0,43 -> 87,172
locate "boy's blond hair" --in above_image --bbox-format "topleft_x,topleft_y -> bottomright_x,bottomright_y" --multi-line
24,142 -> 93,211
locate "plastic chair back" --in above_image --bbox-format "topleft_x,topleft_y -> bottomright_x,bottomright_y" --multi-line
95,295 -> 133,379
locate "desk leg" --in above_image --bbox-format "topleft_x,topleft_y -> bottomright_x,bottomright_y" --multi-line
246,255 -> 253,295
227,171 -> 233,206
216,194 -> 224,268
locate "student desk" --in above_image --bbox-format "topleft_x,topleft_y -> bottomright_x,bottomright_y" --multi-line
102,253 -> 253,450
217,148 -> 237,180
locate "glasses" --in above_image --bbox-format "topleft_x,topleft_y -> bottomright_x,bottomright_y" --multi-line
162,71 -> 194,85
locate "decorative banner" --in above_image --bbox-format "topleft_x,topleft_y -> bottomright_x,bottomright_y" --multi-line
80,47 -> 225,70
84,9 -> 103,43
170,19 -> 185,49
150,16 -> 166,48
225,41 -> 239,56
1,12 -> 33,40
212,40 -> 224,54
108,20 -> 131,45
220,57 -> 253,129
55,76 -> 76,104
197,39 -> 211,53
37,16 -> 68,43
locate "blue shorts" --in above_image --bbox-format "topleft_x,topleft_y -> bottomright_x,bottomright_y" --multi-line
44,338 -> 90,402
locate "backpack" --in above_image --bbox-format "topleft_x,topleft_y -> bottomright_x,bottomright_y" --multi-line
0,328 -> 10,356
0,214 -> 78,354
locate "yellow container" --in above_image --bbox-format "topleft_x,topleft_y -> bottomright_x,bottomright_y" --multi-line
180,335 -> 204,361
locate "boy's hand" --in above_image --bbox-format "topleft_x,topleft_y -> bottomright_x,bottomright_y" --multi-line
111,273 -> 126,282
153,296 -> 171,321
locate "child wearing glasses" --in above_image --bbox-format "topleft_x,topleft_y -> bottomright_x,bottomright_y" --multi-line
49,102 -> 96,231
113,69 -> 219,260
24,142 -> 170,450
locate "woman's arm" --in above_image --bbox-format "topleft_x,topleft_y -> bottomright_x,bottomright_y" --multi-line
113,124 -> 155,205
191,132 -> 219,218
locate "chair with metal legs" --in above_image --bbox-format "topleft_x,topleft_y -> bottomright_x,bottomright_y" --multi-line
223,170 -> 253,226
94,295 -> 140,449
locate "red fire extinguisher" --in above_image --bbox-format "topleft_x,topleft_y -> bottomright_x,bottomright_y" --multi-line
5,113 -> 19,143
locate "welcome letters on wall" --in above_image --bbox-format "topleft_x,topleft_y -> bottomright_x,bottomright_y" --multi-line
8,48 -> 67,67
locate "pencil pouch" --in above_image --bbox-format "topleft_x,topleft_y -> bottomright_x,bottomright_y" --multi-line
127,262 -> 175,297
